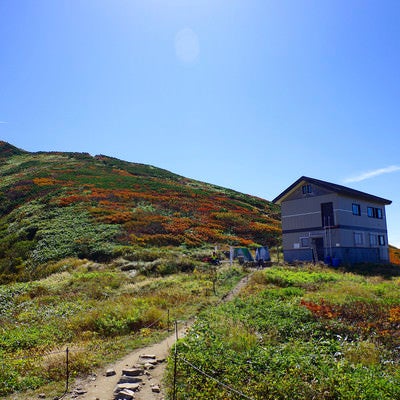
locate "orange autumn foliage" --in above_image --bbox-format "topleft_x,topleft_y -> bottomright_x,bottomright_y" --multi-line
100,211 -> 133,224
58,195 -> 86,206
388,306 -> 400,323
164,217 -> 193,234
300,299 -> 338,319
112,168 -> 132,177
389,245 -> 400,265
301,298 -> 400,343
33,177 -> 58,186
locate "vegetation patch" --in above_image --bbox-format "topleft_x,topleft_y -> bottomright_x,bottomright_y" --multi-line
167,265 -> 400,399
0,143 -> 281,282
0,256 -> 244,397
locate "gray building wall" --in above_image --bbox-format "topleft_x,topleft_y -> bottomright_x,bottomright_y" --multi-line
280,182 -> 390,265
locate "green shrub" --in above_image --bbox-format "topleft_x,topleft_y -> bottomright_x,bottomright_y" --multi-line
166,265 -> 400,399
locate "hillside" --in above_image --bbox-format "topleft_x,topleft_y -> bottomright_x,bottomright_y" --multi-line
1,141 -> 399,399
0,141 -> 280,281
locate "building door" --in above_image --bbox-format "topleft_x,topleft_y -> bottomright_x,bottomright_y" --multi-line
321,202 -> 334,227
311,237 -> 324,262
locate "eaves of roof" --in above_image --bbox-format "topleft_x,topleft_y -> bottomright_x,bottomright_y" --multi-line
273,176 -> 392,205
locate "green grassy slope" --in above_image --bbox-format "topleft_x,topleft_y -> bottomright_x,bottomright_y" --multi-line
168,265 -> 400,399
0,141 -> 280,281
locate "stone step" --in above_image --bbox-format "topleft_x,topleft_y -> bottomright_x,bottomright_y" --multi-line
114,388 -> 135,400
118,375 -> 143,384
114,382 -> 141,394
122,367 -> 144,376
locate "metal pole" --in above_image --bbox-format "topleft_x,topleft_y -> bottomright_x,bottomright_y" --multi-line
58,347 -> 69,399
277,244 -> 279,264
329,217 -> 333,258
66,347 -> 69,394
173,321 -> 178,400
324,217 -> 328,260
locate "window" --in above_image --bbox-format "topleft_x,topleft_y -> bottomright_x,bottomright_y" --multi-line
321,202 -> 334,227
367,207 -> 383,219
370,234 -> 385,246
300,237 -> 310,247
354,232 -> 363,246
352,203 -> 361,216
302,184 -> 312,194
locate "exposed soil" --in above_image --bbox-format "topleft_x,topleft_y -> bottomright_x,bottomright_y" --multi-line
65,323 -> 190,400
62,273 -> 253,400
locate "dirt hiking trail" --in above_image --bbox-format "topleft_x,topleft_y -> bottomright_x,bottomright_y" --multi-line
64,273 -> 253,400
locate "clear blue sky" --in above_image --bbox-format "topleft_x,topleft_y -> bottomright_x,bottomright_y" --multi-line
1,1 -> 399,247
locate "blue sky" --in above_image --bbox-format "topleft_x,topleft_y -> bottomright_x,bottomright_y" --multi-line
1,1 -> 399,247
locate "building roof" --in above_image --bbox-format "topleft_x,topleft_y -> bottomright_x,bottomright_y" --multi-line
273,176 -> 392,205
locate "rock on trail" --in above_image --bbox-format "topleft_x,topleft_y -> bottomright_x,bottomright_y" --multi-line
65,323 -> 190,400
63,273 -> 253,400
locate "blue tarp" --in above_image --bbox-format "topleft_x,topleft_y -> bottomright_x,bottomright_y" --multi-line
255,246 -> 271,262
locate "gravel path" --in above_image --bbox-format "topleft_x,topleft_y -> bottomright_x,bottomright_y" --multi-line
64,273 -> 253,400
66,322 -> 190,400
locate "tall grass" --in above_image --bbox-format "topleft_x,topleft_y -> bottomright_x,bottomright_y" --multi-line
167,264 -> 400,399
0,258 -> 244,397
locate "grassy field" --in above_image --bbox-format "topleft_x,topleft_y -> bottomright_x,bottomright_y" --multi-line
2,252 -> 400,399
0,253 -> 245,398
167,263 -> 400,400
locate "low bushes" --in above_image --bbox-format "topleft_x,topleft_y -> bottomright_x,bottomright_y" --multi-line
0,258 -> 244,396
167,265 -> 400,399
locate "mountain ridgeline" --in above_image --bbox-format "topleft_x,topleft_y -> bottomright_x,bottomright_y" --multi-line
0,141 -> 281,280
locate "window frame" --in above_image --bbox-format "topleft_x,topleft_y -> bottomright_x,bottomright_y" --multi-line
352,203 -> 361,216
354,232 -> 363,246
367,206 -> 383,219
302,184 -> 312,194
369,233 -> 378,247
300,237 -> 310,247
